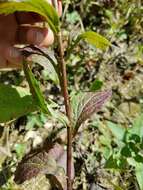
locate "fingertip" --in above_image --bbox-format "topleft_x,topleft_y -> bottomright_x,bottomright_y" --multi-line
40,28 -> 54,47
27,28 -> 54,47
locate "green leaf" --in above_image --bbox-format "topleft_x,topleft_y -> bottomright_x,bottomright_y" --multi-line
129,134 -> 141,143
134,154 -> 143,163
100,146 -> 111,159
32,54 -> 59,85
121,145 -> 132,157
99,135 -> 111,147
78,31 -> 111,50
140,137 -> 143,149
0,83 -> 38,123
20,45 -> 59,84
0,0 -> 59,33
105,155 -> 127,169
14,143 -> 26,159
66,31 -> 111,59
105,155 -> 119,169
108,181 -> 125,190
23,60 -> 50,115
135,163 -> 143,190
50,110 -> 69,127
66,11 -> 81,24
128,142 -> 139,154
90,79 -> 103,91
26,114 -> 43,129
129,114 -> 143,138
107,121 -> 126,141
72,90 -> 112,137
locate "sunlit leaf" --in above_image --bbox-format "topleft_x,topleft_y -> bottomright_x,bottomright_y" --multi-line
135,163 -> 143,190
20,45 -> 59,85
67,30 -> 111,58
32,54 -> 59,85
107,121 -> 126,141
0,83 -> 38,123
78,31 -> 111,50
105,155 -> 127,169
14,143 -> 26,159
66,30 -> 111,59
129,114 -> 143,138
0,0 -> 59,33
22,60 -> 50,114
72,90 -> 112,137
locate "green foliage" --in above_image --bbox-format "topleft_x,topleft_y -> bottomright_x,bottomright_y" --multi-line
66,31 -> 111,58
14,143 -> 26,159
128,114 -> 143,137
90,79 -> 103,91
104,115 -> 143,190
34,54 -> 59,85
0,83 -> 38,123
66,11 -> 81,24
22,60 -> 50,115
22,45 -> 60,83
107,121 -> 125,141
135,163 -> 143,190
78,31 -> 111,50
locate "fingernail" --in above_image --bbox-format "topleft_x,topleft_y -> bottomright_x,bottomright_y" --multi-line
8,47 -> 21,58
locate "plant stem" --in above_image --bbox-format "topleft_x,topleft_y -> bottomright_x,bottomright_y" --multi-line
57,32 -> 73,190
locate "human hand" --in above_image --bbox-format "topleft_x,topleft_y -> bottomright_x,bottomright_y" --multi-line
0,0 -> 62,69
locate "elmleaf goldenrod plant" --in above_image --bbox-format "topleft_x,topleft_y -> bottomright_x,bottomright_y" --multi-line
0,0 -> 111,189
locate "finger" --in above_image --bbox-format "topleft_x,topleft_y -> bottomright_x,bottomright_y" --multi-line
15,12 -> 43,24
2,46 -> 23,66
16,26 -> 54,47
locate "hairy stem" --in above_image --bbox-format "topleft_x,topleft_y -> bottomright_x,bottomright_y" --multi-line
57,32 -> 73,190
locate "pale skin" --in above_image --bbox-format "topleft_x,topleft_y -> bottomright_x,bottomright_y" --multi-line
0,0 -> 62,68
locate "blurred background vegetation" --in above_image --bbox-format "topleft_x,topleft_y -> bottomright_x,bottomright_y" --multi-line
0,0 -> 143,189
